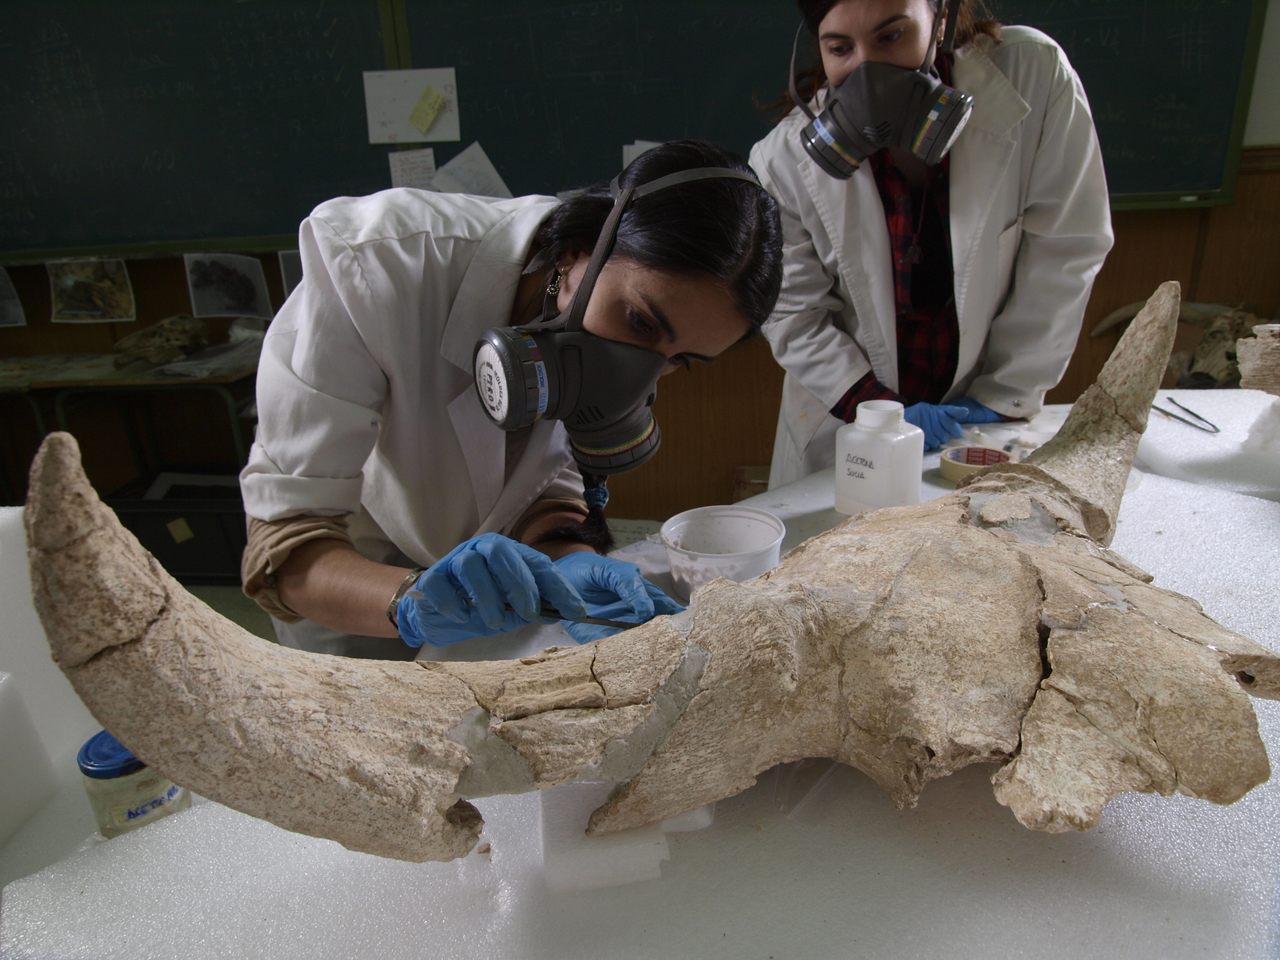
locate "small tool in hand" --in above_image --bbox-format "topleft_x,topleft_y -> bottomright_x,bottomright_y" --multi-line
468,598 -> 637,631
535,601 -> 635,631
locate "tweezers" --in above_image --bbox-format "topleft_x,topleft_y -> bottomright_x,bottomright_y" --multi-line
537,601 -> 635,631
472,600 -> 639,631
1151,398 -> 1220,433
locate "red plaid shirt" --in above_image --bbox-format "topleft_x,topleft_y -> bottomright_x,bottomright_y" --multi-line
830,66 -> 961,421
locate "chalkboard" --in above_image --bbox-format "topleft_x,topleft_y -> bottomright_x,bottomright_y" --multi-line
0,0 -> 1265,257
407,0 -> 1265,207
0,0 -> 394,257
402,1 -> 797,198
994,0 -> 1266,207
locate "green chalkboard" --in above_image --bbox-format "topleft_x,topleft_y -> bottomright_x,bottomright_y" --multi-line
993,0 -> 1266,208
0,0 -> 395,258
0,0 -> 1266,258
402,1 -> 797,197
406,0 -> 1265,207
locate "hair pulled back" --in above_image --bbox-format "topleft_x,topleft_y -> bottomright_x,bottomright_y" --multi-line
535,139 -> 782,329
796,0 -> 1000,46
787,0 -> 1002,105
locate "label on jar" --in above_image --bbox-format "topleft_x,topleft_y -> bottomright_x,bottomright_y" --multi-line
108,781 -> 185,828
843,453 -> 875,480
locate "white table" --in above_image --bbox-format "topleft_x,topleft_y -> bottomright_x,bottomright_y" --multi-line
2,398 -> 1278,960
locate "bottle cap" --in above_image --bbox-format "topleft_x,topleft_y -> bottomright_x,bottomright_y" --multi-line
77,729 -> 146,780
855,399 -> 905,429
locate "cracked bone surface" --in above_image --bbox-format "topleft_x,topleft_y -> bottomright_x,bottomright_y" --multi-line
25,281 -> 1280,862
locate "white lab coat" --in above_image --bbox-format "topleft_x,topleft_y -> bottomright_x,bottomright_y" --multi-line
240,189 -> 585,651
750,26 -> 1114,487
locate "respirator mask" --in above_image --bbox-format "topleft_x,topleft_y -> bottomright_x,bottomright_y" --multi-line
473,165 -> 761,476
791,0 -> 973,178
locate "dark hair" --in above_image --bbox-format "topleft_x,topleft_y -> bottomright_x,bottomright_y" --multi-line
535,139 -> 783,330
786,0 -> 1003,107
532,140 -> 783,556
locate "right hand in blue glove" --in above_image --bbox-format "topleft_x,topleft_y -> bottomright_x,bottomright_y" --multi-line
903,401 -> 968,451
396,533 -> 587,648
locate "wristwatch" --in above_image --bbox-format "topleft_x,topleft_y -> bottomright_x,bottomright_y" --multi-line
385,567 -> 425,628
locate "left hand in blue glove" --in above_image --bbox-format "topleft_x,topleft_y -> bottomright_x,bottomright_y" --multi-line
951,396 -> 1004,424
551,551 -> 685,645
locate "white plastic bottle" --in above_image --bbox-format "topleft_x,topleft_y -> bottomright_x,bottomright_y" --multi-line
834,400 -> 925,515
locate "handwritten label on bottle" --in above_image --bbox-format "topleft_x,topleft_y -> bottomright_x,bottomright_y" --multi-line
844,453 -> 875,480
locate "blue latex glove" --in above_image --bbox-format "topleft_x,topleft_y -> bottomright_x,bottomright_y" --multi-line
552,552 -> 685,645
397,533 -> 587,648
951,396 -> 1004,424
903,401 -> 968,451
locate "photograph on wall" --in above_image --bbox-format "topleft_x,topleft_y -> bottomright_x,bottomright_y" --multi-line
183,253 -> 272,320
278,250 -> 303,298
47,258 -> 136,323
363,68 -> 460,144
0,267 -> 26,328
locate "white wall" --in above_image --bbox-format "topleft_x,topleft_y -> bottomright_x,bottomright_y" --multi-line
1245,0 -> 1279,145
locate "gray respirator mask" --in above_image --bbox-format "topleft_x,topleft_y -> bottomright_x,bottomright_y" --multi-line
791,0 -> 972,178
473,165 -> 761,476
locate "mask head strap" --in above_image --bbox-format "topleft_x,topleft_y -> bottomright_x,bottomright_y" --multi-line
787,21 -> 818,122
917,3 -> 942,73
941,0 -> 960,56
789,0 -> 962,106
561,165 -> 762,333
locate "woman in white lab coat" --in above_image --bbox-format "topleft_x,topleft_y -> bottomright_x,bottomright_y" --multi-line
750,0 -> 1113,486
239,140 -> 782,658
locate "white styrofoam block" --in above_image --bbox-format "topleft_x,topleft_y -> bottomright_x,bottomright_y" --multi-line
538,781 -> 668,892
0,507 -> 97,763
657,803 -> 715,833
0,673 -> 57,845
0,798 -> 522,959
1,469 -> 1277,959
1136,389 -> 1280,500
0,742 -> 97,891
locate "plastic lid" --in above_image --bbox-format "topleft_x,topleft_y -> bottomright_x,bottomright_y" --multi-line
855,399 -> 905,429
77,729 -> 146,779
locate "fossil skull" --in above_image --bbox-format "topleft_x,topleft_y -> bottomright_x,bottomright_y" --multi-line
25,281 -> 1278,862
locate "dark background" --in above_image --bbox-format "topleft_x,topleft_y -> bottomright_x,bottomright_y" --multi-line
0,0 -> 1265,257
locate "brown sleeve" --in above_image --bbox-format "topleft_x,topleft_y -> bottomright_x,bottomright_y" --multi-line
241,515 -> 352,622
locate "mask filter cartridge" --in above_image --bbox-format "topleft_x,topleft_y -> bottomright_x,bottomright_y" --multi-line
790,0 -> 973,177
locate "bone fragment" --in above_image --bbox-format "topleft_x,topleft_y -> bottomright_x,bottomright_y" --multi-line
26,281 -> 1279,859
1090,299 -> 1235,338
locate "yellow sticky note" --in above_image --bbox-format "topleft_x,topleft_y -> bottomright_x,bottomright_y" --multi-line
166,517 -> 195,544
409,86 -> 447,135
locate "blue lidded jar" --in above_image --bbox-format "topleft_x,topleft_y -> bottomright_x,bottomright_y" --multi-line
77,730 -> 191,838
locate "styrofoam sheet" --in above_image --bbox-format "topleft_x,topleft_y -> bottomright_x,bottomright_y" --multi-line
1136,389 -> 1280,500
0,674 -> 57,845
2,476 -> 1277,959
0,508 -> 97,762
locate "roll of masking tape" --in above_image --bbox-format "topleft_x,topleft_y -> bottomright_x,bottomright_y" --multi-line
939,445 -> 1011,485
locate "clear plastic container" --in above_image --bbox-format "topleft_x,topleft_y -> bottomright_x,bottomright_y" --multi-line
78,729 -> 191,839
659,505 -> 786,602
834,400 -> 925,515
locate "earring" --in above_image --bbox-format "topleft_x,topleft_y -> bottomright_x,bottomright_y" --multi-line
546,269 -> 562,296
